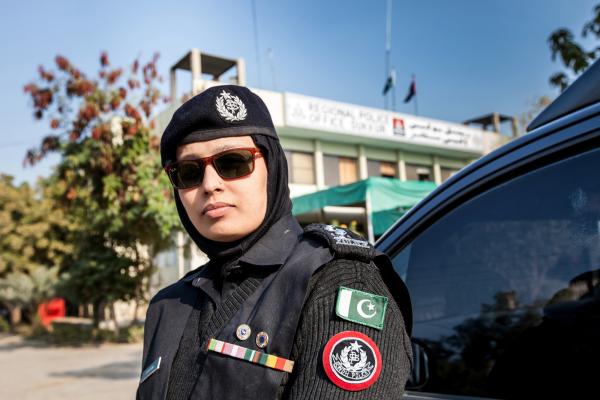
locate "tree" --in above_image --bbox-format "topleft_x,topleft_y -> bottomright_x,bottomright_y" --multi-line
519,95 -> 553,132
0,175 -> 74,324
22,52 -> 179,326
548,4 -> 600,91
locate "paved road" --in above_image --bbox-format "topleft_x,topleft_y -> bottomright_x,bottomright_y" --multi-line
0,334 -> 142,400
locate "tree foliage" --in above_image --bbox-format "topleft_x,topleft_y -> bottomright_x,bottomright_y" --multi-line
0,175 -> 74,322
0,175 -> 73,275
519,96 -> 553,132
22,52 -> 179,324
548,5 -> 600,91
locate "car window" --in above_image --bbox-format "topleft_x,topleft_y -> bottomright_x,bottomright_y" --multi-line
393,147 -> 600,397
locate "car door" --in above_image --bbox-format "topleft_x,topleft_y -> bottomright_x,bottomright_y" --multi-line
378,113 -> 600,398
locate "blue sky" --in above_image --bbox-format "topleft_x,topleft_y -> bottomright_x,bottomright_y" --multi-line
1,0 -> 597,183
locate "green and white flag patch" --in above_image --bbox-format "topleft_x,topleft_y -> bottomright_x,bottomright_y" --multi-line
335,287 -> 388,330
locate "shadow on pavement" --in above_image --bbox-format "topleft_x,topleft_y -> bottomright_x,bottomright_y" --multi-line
50,359 -> 140,380
0,335 -> 54,351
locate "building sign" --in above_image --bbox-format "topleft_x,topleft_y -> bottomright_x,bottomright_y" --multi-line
284,93 -> 484,153
285,93 -> 390,137
391,116 -> 483,151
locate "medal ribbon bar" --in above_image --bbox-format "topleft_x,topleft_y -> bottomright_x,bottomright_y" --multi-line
207,338 -> 294,373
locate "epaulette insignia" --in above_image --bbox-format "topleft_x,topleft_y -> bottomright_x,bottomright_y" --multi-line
304,224 -> 375,263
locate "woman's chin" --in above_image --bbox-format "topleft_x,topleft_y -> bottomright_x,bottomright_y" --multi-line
200,225 -> 246,242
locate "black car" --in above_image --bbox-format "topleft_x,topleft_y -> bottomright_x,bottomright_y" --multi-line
377,60 -> 600,399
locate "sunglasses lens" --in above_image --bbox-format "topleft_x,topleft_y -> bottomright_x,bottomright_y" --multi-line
214,150 -> 254,179
166,149 -> 258,189
172,161 -> 204,189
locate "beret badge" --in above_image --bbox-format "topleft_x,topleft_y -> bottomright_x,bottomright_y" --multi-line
215,90 -> 247,122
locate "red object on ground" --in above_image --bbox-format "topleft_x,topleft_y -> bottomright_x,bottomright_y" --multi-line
37,298 -> 66,327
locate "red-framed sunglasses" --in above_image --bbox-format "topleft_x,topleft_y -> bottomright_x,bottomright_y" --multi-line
165,147 -> 263,189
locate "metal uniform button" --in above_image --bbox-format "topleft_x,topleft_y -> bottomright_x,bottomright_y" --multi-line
256,331 -> 269,348
236,324 -> 252,341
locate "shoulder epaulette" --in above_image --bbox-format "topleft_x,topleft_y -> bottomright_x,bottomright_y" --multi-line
303,224 -> 375,263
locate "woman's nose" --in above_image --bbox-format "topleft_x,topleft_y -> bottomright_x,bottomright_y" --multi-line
201,164 -> 224,193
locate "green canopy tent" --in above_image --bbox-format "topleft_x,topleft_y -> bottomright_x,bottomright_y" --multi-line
292,177 -> 436,242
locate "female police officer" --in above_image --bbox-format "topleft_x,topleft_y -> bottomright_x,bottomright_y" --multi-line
136,85 -> 413,399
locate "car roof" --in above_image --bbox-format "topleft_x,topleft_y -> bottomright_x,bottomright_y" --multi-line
528,58 -> 600,131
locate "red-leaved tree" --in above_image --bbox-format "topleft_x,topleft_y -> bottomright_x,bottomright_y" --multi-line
23,52 -> 179,327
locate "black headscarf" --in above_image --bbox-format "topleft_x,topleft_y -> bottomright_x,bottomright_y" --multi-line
174,133 -> 292,262
161,85 -> 292,263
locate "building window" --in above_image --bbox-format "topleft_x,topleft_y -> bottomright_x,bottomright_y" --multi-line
406,163 -> 433,182
368,160 -> 397,178
339,157 -> 358,184
324,155 -> 359,186
441,167 -> 459,182
285,151 -> 315,184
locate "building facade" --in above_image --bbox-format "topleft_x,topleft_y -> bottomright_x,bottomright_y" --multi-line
151,50 -> 513,290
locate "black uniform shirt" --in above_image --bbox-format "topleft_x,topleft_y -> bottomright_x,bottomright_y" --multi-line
141,216 -> 413,399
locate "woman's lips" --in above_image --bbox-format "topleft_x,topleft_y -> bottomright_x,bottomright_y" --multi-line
202,202 -> 233,218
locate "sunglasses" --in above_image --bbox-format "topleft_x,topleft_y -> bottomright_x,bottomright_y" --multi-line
165,147 -> 263,189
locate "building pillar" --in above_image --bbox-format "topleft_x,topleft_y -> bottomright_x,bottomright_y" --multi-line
177,231 -> 185,279
433,155 -> 442,185
492,112 -> 501,133
358,145 -> 368,180
397,150 -> 406,181
170,68 -> 177,104
237,58 -> 246,86
314,139 -> 325,189
191,48 -> 202,95
511,116 -> 519,137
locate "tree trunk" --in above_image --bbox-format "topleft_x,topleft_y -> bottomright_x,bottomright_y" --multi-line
131,300 -> 139,326
92,300 -> 103,328
110,302 -> 120,336
9,306 -> 22,325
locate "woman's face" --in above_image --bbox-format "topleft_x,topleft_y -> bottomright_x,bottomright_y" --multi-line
176,135 -> 268,242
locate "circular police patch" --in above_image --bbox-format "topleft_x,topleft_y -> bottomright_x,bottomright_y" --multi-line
322,331 -> 382,391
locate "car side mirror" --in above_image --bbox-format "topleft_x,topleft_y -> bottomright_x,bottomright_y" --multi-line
406,339 -> 429,389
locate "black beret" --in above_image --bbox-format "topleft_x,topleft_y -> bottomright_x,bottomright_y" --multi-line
160,85 -> 278,166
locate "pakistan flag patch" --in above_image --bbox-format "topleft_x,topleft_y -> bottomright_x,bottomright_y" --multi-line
335,287 -> 388,330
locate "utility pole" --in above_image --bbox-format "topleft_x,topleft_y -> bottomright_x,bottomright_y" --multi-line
251,0 -> 262,88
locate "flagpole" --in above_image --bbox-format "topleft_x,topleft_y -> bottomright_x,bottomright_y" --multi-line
414,94 -> 419,116
391,68 -> 396,111
365,188 -> 375,244
384,0 -> 392,110
413,74 -> 419,116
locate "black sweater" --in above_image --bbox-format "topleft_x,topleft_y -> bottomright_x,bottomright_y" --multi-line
166,258 -> 412,400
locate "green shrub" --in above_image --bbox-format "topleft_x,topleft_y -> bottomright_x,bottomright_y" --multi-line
116,324 -> 144,343
26,319 -> 144,345
0,317 -> 10,333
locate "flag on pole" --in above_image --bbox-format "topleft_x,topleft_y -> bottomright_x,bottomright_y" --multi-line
382,69 -> 396,95
404,76 -> 416,103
